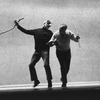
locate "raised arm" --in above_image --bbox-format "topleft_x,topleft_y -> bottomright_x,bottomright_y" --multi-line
14,20 -> 33,35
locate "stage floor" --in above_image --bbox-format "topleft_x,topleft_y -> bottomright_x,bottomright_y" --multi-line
0,81 -> 100,92
0,81 -> 100,100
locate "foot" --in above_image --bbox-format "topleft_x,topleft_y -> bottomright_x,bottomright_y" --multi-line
61,83 -> 66,87
48,80 -> 52,88
33,80 -> 40,87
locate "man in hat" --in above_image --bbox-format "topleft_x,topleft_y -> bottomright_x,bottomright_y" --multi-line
14,20 -> 53,88
47,24 -> 80,87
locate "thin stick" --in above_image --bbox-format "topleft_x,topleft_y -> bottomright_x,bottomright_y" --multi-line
73,24 -> 81,48
0,18 -> 24,35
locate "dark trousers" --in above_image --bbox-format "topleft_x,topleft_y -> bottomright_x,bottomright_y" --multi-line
29,50 -> 52,82
56,49 -> 71,84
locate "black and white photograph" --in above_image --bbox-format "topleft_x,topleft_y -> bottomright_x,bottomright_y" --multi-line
0,0 -> 100,100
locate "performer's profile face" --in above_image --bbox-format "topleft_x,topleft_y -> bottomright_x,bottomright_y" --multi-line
44,23 -> 51,29
43,20 -> 52,29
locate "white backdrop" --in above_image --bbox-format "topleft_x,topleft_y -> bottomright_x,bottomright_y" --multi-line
0,0 -> 100,85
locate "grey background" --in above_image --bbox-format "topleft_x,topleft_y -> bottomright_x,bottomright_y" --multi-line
0,0 -> 100,85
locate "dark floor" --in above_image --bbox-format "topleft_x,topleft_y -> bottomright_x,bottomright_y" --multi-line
0,82 -> 100,100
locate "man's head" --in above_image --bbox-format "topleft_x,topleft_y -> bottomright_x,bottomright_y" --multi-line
43,20 -> 52,29
59,24 -> 67,35
59,24 -> 67,31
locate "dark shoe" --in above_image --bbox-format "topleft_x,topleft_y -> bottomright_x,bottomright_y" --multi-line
48,80 -> 52,88
33,80 -> 40,87
62,83 -> 66,87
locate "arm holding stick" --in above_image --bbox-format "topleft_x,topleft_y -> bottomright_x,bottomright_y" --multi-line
73,25 -> 81,48
0,18 -> 24,35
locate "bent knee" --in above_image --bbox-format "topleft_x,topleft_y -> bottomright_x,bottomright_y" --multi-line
44,64 -> 50,68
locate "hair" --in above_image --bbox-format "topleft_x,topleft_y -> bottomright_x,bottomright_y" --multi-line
43,20 -> 52,25
59,24 -> 67,30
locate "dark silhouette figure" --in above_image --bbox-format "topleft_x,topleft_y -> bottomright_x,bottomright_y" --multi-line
47,24 -> 80,87
14,20 -> 53,88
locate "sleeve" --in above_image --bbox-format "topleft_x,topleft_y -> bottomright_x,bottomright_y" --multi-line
49,31 -> 58,42
17,24 -> 34,35
47,31 -> 58,47
69,31 -> 79,42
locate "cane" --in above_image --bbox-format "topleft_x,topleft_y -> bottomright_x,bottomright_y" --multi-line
0,18 -> 24,35
73,24 -> 81,48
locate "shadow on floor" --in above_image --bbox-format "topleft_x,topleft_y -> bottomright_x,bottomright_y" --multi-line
0,82 -> 100,100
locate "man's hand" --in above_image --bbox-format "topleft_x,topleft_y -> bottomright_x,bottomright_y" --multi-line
76,35 -> 80,41
47,41 -> 54,47
14,20 -> 19,26
53,40 -> 58,46
47,40 -> 58,47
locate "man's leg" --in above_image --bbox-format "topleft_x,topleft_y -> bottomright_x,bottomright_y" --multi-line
65,58 -> 71,78
56,50 -> 67,87
62,49 -> 71,87
58,58 -> 67,87
65,49 -> 71,82
41,50 -> 52,88
29,51 -> 41,87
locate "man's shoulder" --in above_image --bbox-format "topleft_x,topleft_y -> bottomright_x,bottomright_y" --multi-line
31,28 -> 44,33
65,29 -> 71,33
65,29 -> 73,35
46,29 -> 53,36
48,29 -> 53,33
54,30 -> 59,35
33,28 -> 42,31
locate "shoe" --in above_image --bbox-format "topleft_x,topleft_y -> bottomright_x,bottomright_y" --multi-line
48,80 -> 52,88
33,80 -> 40,87
61,83 -> 66,87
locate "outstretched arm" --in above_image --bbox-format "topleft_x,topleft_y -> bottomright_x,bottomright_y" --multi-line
14,20 -> 33,35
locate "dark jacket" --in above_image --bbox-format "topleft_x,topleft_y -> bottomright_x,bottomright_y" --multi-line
17,25 -> 53,51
